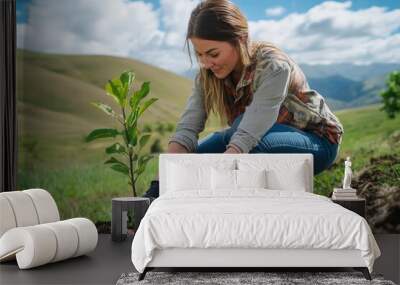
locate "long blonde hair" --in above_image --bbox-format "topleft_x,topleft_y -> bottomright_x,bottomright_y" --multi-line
185,0 -> 307,125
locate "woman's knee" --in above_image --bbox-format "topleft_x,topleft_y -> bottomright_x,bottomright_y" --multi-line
314,143 -> 339,175
256,129 -> 316,153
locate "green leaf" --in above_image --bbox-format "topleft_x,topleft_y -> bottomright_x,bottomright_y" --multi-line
138,98 -> 158,117
120,71 -> 135,104
128,127 -> 138,147
104,156 -> 123,165
120,71 -> 134,88
135,154 -> 153,177
105,79 -> 120,101
127,110 -> 138,128
105,143 -> 126,154
91,102 -> 117,118
110,163 -> 129,175
129,82 -> 150,111
139,134 -> 151,149
105,157 -> 130,175
85,128 -> 119,142
106,79 -> 125,106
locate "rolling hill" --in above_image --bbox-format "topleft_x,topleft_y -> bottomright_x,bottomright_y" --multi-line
306,74 -> 386,110
17,49 -> 193,129
303,63 -> 399,110
300,63 -> 400,81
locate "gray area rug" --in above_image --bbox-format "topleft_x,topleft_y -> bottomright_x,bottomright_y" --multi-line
116,271 -> 396,285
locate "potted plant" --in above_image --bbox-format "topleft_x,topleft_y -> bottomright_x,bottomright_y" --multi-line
85,70 -> 158,197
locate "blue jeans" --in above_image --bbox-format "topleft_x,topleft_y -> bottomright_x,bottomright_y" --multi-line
197,114 -> 339,175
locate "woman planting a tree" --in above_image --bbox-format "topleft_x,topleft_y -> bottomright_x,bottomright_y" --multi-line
144,0 -> 343,198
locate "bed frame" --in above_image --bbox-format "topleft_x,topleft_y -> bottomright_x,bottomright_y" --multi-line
138,154 -> 372,281
140,248 -> 371,280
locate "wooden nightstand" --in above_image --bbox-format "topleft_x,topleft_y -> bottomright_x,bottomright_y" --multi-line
331,197 -> 366,218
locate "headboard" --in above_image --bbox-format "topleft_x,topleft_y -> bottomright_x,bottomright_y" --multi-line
159,153 -> 314,195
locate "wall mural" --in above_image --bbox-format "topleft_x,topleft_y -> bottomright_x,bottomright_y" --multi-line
16,0 -> 400,233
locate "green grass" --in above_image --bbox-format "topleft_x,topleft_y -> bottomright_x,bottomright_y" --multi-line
336,104 -> 399,153
313,104 -> 400,197
18,159 -> 159,222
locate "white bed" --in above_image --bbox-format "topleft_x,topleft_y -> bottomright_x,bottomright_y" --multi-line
131,154 -> 381,281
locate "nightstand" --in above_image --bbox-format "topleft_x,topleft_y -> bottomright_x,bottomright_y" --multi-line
111,197 -> 150,242
331,197 -> 366,218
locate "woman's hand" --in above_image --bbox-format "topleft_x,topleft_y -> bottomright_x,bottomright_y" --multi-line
167,142 -> 190,153
224,146 -> 241,154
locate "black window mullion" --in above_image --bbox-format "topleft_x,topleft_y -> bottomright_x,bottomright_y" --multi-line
0,0 -> 17,192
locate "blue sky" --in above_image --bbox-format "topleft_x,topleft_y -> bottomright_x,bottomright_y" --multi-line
238,0 -> 400,20
17,0 -> 400,23
16,0 -> 400,74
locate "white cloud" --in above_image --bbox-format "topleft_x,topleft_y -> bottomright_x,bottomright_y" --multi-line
250,1 -> 400,65
18,0 -> 162,56
136,47 -> 193,73
16,0 -> 400,75
160,0 -> 200,47
17,0 -> 201,74
265,6 -> 286,17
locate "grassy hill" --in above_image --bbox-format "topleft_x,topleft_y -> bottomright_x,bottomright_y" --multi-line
314,105 -> 400,196
336,104 -> 400,155
16,49 -> 399,227
16,49 -> 224,168
16,49 -> 194,127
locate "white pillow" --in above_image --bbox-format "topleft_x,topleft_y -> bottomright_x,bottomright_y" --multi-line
238,159 -> 309,192
167,160 -> 236,192
167,163 -> 210,191
237,169 -> 267,189
211,168 -> 267,191
211,168 -> 236,190
266,163 -> 307,191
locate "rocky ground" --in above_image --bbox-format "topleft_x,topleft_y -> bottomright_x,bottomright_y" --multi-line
353,154 -> 400,233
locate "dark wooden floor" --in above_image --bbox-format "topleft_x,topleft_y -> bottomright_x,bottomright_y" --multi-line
0,234 -> 399,285
0,234 -> 135,285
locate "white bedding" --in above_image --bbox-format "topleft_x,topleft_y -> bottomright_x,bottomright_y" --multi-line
131,190 -> 380,273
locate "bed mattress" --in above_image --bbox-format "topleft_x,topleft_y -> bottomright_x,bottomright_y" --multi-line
131,189 -> 380,273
